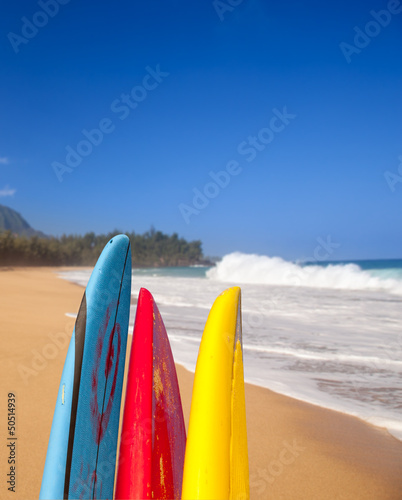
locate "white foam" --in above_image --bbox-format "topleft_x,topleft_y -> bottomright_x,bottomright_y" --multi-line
207,252 -> 402,295
242,344 -> 402,369
58,271 -> 90,288
58,268 -> 402,442
366,417 -> 402,441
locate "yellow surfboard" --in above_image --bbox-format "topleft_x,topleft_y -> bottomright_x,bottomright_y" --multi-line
182,287 -> 249,500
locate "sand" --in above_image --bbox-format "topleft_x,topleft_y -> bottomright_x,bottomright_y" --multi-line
0,267 -> 401,499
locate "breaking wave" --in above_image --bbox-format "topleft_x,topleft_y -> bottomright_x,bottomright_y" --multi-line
206,252 -> 402,295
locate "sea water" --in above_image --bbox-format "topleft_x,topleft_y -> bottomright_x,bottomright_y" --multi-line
59,253 -> 402,441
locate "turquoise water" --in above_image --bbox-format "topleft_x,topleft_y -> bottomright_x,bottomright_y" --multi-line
303,258 -> 402,281
136,258 -> 402,283
133,265 -> 212,279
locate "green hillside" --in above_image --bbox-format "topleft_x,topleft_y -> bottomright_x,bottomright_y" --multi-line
0,204 -> 46,237
0,206 -> 208,267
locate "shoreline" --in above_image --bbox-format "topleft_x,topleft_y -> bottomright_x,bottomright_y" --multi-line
1,267 -> 402,499
57,266 -> 402,443
177,360 -> 402,444
175,364 -> 402,498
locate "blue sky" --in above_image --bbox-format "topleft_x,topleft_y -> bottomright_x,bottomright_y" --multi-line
1,0 -> 401,259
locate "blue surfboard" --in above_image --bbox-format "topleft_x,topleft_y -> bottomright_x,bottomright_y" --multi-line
40,235 -> 132,499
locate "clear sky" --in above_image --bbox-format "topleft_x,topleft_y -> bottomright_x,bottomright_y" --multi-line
1,0 -> 401,260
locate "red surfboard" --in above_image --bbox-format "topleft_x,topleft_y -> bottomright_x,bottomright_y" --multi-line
115,288 -> 186,499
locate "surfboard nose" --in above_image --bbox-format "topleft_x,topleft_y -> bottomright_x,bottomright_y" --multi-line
108,233 -> 129,245
95,234 -> 131,273
105,234 -> 130,254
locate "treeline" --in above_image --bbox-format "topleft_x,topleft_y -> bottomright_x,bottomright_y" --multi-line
0,229 -> 207,267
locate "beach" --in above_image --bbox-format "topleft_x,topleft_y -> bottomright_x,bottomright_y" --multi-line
1,267 -> 402,499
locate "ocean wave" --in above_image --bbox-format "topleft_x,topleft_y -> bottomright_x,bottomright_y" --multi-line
206,252 -> 402,295
242,343 -> 402,368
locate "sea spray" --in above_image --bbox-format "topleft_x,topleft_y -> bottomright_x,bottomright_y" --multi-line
206,252 -> 402,295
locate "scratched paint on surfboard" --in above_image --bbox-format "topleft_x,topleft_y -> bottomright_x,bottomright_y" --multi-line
152,305 -> 186,499
40,235 -> 131,500
115,288 -> 186,500
69,302 -> 122,498
67,238 -> 130,499
115,289 -> 153,499
90,306 -> 121,446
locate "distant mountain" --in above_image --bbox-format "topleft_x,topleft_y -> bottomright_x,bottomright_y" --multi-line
0,205 -> 209,267
0,204 -> 47,238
